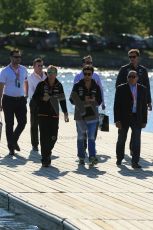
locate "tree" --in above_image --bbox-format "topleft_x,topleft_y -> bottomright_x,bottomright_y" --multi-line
27,0 -> 48,29
43,0 -> 82,38
0,0 -> 33,33
91,0 -> 150,36
76,0 -> 101,33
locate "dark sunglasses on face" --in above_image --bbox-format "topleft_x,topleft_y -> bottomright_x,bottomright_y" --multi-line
129,55 -> 137,59
128,75 -> 137,79
47,69 -> 57,75
38,64 -> 43,67
84,72 -> 92,76
85,61 -> 92,64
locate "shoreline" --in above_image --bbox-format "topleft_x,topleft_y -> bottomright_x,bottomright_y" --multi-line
1,46 -> 153,69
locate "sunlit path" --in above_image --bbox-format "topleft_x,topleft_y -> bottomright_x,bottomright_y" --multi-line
0,109 -> 153,230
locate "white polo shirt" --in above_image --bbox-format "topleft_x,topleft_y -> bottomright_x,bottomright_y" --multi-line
74,71 -> 105,105
28,71 -> 47,100
0,64 -> 28,97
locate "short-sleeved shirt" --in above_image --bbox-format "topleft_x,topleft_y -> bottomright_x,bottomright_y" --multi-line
0,64 -> 28,97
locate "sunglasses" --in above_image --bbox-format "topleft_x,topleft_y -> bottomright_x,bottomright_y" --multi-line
129,56 -> 137,59
85,61 -> 92,64
128,75 -> 137,79
47,70 -> 57,75
38,64 -> 43,67
84,72 -> 92,76
12,56 -> 22,58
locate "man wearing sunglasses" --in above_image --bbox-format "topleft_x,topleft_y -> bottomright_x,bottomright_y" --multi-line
74,55 -> 105,110
70,65 -> 102,166
116,49 -> 152,110
0,49 -> 28,155
74,55 -> 105,153
114,70 -> 147,169
116,49 -> 152,156
27,58 -> 46,152
32,65 -> 69,167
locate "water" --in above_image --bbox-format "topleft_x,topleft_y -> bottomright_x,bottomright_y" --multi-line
0,67 -> 153,228
0,67 -> 153,132
56,68 -> 153,133
0,207 -> 40,230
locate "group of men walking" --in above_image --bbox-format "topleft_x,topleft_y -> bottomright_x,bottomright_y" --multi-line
0,48 -> 152,168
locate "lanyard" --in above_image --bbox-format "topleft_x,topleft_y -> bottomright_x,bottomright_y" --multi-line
9,65 -> 20,88
9,64 -> 20,80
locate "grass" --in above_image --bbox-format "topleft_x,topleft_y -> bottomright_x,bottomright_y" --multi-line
1,45 -> 153,68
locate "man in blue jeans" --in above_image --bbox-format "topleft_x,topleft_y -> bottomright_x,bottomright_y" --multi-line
74,55 -> 105,153
114,70 -> 148,169
70,65 -> 102,166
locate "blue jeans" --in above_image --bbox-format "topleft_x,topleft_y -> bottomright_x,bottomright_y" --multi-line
76,120 -> 97,158
116,114 -> 141,164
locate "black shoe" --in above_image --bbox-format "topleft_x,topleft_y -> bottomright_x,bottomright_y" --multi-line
132,163 -> 142,169
9,150 -> 15,156
32,146 -> 38,151
14,143 -> 20,151
89,156 -> 98,167
79,158 -> 85,165
42,163 -> 50,167
116,160 -> 122,166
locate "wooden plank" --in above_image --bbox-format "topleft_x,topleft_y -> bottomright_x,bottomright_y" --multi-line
0,112 -> 153,230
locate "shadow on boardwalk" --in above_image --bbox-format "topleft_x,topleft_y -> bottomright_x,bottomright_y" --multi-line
0,154 -> 27,168
33,166 -> 69,180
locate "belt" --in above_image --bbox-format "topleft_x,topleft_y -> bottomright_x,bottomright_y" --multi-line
3,95 -> 24,100
131,113 -> 137,116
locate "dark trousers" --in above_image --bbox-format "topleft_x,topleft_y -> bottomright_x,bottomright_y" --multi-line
30,99 -> 39,148
116,115 -> 141,164
2,95 -> 27,151
38,117 -> 59,164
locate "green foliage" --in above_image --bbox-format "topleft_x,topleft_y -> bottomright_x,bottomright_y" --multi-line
0,0 -> 153,37
27,0 -> 49,29
0,0 -> 33,32
43,0 -> 82,38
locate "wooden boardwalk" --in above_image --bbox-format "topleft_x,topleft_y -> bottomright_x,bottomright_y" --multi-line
0,110 -> 153,230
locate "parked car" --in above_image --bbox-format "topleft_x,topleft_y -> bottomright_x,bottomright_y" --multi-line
144,36 -> 153,49
8,27 -> 60,50
61,33 -> 106,51
106,33 -> 146,50
0,32 -> 8,46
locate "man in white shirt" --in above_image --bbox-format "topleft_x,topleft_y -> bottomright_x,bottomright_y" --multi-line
74,55 -> 105,152
27,58 -> 46,151
0,49 -> 28,155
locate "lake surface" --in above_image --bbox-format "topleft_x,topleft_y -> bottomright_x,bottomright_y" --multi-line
0,207 -> 41,230
0,67 -> 153,228
0,67 -> 153,132
56,68 -> 153,133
